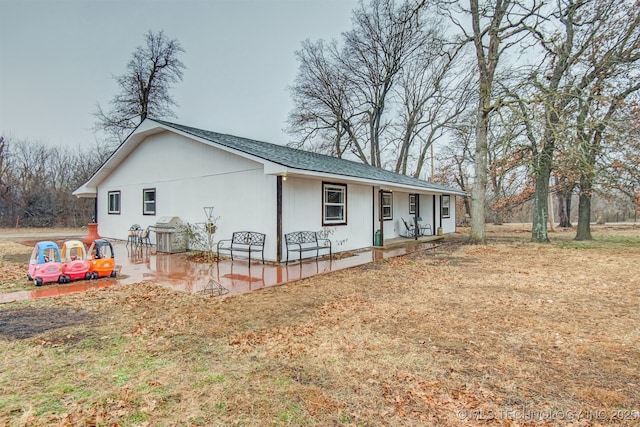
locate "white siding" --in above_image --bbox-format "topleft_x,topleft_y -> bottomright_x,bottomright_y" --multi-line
281,177 -> 374,258
97,131 -> 277,257
441,195 -> 457,233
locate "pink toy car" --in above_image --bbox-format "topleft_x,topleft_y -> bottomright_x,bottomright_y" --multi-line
27,241 -> 69,286
60,240 -> 92,282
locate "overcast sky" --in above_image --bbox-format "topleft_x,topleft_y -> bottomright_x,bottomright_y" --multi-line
0,0 -> 357,149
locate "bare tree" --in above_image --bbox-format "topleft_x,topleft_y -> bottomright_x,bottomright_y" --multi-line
524,0 -> 640,242
95,30 -> 186,143
487,108 -> 531,224
572,2 -> 640,239
288,0 -> 438,168
442,0 -> 542,243
393,36 -> 472,178
286,39 -> 364,159
437,116 -> 476,218
342,0 -> 429,167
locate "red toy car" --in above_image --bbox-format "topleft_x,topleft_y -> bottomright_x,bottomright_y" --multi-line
60,240 -> 92,281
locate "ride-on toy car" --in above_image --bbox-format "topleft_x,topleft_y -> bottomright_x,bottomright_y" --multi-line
87,239 -> 117,278
27,241 -> 69,286
60,240 -> 92,281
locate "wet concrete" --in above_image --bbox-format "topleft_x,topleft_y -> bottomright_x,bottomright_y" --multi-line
1,238 -> 440,303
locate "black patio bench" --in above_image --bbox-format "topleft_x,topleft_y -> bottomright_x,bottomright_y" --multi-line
216,231 -> 266,266
284,231 -> 332,265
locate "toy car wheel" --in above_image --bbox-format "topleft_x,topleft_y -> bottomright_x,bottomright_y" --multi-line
58,276 -> 66,284
85,272 -> 92,280
92,272 -> 99,280
27,273 -> 33,281
110,270 -> 117,278
35,278 -> 43,286
65,276 -> 71,283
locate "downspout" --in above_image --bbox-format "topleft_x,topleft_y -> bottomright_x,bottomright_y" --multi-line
276,176 -> 283,263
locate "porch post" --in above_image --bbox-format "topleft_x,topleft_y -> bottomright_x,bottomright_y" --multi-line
276,176 -> 282,263
372,187 -> 376,246
433,194 -> 437,235
378,189 -> 384,246
413,193 -> 419,240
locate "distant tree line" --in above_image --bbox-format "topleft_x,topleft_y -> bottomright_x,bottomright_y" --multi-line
0,136 -> 111,227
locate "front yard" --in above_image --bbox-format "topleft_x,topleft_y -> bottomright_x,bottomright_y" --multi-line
0,225 -> 638,426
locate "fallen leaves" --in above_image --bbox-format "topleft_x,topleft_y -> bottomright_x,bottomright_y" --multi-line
1,225 -> 639,425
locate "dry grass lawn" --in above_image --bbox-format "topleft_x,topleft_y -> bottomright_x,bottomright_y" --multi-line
0,224 -> 639,426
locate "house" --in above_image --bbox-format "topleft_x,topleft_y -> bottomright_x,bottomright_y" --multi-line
73,118 -> 466,262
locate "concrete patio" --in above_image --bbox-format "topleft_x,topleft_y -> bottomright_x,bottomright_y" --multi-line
0,234 -> 443,303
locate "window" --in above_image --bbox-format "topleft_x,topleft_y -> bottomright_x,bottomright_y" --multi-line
323,183 -> 347,225
381,192 -> 393,220
409,194 -> 416,215
442,195 -> 451,218
108,191 -> 121,214
143,188 -> 156,215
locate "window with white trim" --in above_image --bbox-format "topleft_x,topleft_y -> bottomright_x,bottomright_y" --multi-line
108,191 -> 121,214
381,192 -> 393,220
143,188 -> 156,215
323,183 -> 347,225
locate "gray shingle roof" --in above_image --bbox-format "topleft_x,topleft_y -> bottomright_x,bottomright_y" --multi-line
153,119 -> 464,194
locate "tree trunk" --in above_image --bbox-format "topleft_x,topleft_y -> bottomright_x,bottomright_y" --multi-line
469,104 -> 488,244
531,143 -> 553,242
575,175 -> 593,240
557,193 -> 572,228
565,195 -> 572,227
462,196 -> 471,222
493,210 -> 503,225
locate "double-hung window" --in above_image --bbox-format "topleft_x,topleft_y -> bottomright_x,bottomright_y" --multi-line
143,188 -> 156,215
323,183 -> 347,225
381,192 -> 393,220
442,195 -> 451,218
409,194 -> 416,215
108,191 -> 121,214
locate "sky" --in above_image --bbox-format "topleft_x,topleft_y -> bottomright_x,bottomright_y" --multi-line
0,0 -> 358,149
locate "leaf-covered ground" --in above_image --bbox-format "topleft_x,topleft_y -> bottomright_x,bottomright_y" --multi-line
0,224 -> 639,426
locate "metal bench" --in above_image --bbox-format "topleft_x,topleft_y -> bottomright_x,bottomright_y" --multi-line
216,231 -> 266,266
284,231 -> 332,265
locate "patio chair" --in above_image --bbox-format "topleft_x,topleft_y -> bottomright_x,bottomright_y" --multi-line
416,217 -> 432,236
401,218 -> 418,238
138,227 -> 151,246
126,224 -> 141,247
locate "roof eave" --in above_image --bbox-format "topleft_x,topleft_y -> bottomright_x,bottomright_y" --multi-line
264,166 -> 466,195
72,184 -> 97,198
